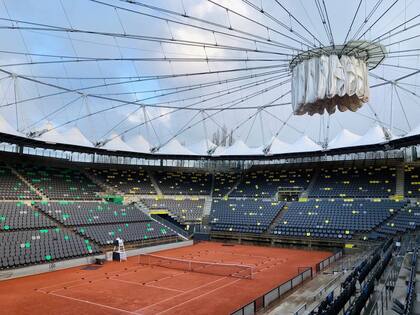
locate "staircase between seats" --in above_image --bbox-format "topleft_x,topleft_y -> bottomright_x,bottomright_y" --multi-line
147,170 -> 163,195
395,164 -> 405,196
224,175 -> 243,197
300,168 -> 320,198
134,202 -> 189,240
264,202 -> 289,235
84,171 -> 121,195
9,165 -> 47,200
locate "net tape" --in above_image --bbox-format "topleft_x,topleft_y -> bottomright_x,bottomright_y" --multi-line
139,254 -> 254,279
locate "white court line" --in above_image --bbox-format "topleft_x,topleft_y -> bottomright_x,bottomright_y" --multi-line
110,278 -> 185,293
49,278 -> 108,294
46,291 -> 136,314
37,265 -> 149,292
157,278 -> 242,315
150,270 -> 187,284
134,276 -> 229,313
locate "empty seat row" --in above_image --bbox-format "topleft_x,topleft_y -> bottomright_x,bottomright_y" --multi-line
36,201 -> 150,226
18,164 -> 102,200
0,202 -> 55,230
154,170 -> 212,195
309,166 -> 396,198
88,167 -> 157,195
272,198 -> 407,238
210,199 -> 285,234
142,198 -> 205,223
230,168 -> 313,198
76,221 -> 177,245
0,164 -> 40,200
405,165 -> 420,197
0,229 -> 101,269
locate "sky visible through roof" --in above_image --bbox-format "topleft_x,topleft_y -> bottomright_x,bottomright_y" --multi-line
0,0 -> 419,153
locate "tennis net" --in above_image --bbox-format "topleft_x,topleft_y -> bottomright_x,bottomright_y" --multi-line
138,254 -> 254,279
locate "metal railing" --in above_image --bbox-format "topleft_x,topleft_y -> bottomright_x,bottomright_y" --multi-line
231,250 -> 343,315
316,250 -> 343,272
231,267 -> 313,315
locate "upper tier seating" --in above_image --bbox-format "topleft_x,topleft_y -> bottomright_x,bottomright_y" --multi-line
272,199 -> 407,239
76,221 -> 177,245
309,166 -> 396,198
0,202 -> 55,230
0,164 -> 40,200
88,168 -> 156,195
210,199 -> 286,234
154,170 -> 212,195
212,172 -> 241,197
230,168 -> 314,198
0,228 -> 100,269
18,164 -> 103,200
36,202 -> 150,226
142,198 -> 205,223
404,165 -> 420,197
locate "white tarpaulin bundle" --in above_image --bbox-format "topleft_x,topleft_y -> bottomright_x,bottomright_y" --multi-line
291,55 -> 369,115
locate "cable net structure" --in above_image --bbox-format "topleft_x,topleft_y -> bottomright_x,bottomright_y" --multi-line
0,0 -> 419,156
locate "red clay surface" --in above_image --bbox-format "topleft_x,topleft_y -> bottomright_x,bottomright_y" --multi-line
0,242 -> 331,315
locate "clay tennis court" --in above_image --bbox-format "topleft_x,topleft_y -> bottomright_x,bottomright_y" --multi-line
0,242 -> 331,315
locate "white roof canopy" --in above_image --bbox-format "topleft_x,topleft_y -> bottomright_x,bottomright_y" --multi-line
188,139 -> 216,155
214,140 -> 262,156
158,139 -> 196,155
102,134 -> 133,152
289,135 -> 322,153
267,137 -> 293,155
328,129 -> 361,149
61,127 -> 93,147
351,125 -> 392,147
125,134 -> 151,153
0,115 -> 23,137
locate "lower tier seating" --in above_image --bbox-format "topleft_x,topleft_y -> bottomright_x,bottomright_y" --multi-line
210,199 -> 285,234
1,202 -> 55,231
272,199 -> 408,239
36,202 -> 150,226
374,205 -> 420,236
76,221 -> 177,245
142,198 -> 205,223
0,229 -> 101,269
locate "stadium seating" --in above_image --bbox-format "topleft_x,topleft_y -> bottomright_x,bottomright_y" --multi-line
142,198 -> 205,223
76,221 -> 177,245
272,199 -> 407,239
210,199 -> 286,234
230,168 -> 314,198
374,204 -> 420,236
0,228 -> 101,269
36,202 -> 150,226
154,170 -> 212,195
404,165 -> 420,197
0,164 -> 40,200
309,166 -> 396,198
18,164 -> 102,200
212,172 -> 241,197
88,167 -> 157,194
0,202 -> 55,230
